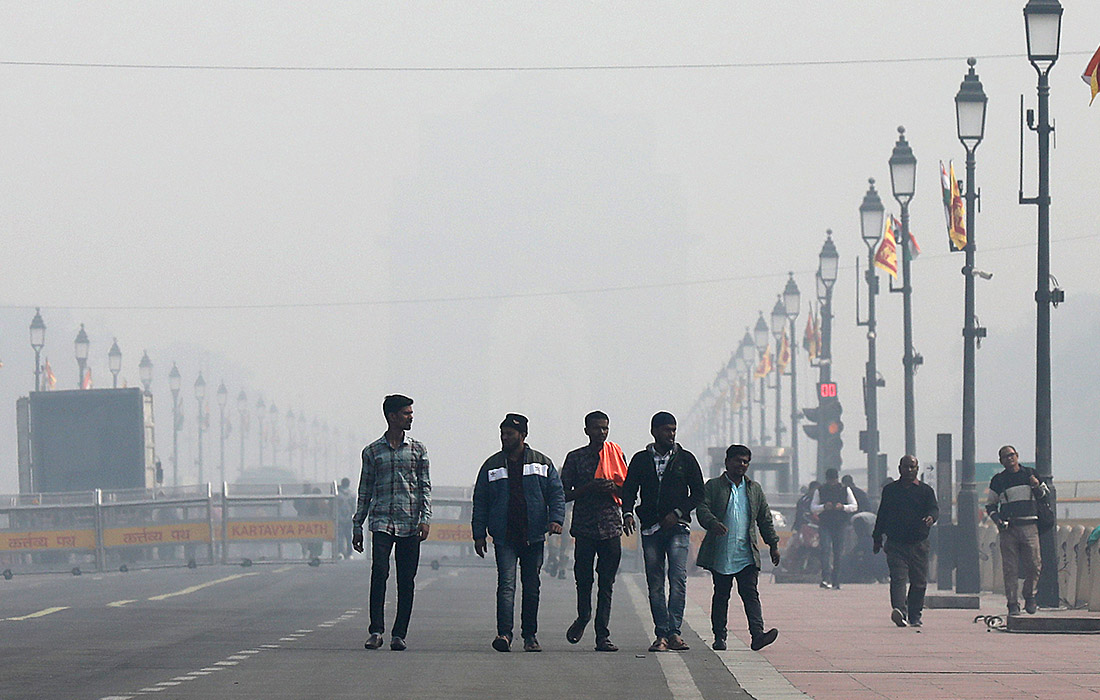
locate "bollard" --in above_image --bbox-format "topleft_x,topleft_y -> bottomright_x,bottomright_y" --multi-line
979,523 -> 995,592
990,527 -> 1004,595
1057,525 -> 1072,606
1090,534 -> 1100,613
1064,525 -> 1084,606
1075,528 -> 1092,608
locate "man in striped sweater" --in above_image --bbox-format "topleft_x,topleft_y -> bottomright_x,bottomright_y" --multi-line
985,445 -> 1050,615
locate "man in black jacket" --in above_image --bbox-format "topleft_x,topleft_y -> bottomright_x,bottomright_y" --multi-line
872,455 -> 937,627
985,444 -> 1049,615
622,412 -> 704,652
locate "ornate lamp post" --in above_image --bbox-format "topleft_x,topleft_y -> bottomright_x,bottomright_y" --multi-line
1022,0 -> 1063,608
286,409 -> 296,471
194,373 -> 206,484
255,395 -> 266,468
139,351 -> 153,394
858,179 -> 886,496
29,309 -> 45,391
783,274 -> 801,490
753,313 -> 770,445
74,324 -> 90,389
888,127 -> 919,456
169,363 -> 181,486
269,402 -> 279,464
216,381 -> 228,487
738,330 -> 755,444
108,339 -> 122,388
237,390 -> 248,477
298,413 -> 308,474
770,296 -> 787,450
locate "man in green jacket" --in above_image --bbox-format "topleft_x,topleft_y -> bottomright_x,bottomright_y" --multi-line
695,444 -> 780,652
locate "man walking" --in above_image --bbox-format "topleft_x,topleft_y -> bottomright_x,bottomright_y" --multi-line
695,444 -> 780,652
561,411 -> 627,652
872,455 -> 937,627
622,411 -> 704,652
352,394 -> 432,652
811,467 -> 857,589
986,445 -> 1049,615
472,414 -> 565,652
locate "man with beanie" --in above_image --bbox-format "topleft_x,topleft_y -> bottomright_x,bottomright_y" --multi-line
472,413 -> 565,652
622,411 -> 704,652
353,394 -> 431,652
561,411 -> 627,652
811,467 -> 857,589
872,455 -> 938,627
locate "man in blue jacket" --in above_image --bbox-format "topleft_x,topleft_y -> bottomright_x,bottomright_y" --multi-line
472,413 -> 565,653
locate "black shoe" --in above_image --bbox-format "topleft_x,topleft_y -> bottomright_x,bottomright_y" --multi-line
750,628 -> 778,651
364,633 -> 384,649
1008,603 -> 1021,615
819,580 -> 832,589
712,638 -> 727,651
595,638 -> 618,652
492,635 -> 511,652
1024,598 -> 1038,614
890,609 -> 908,628
523,637 -> 542,652
566,617 -> 588,644
908,619 -> 922,628
390,636 -> 406,651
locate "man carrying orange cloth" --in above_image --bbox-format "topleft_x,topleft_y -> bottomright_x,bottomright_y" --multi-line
560,410 -> 627,651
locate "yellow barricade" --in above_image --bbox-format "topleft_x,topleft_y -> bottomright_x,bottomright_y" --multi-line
103,523 -> 211,547
226,520 -> 334,541
0,529 -> 96,551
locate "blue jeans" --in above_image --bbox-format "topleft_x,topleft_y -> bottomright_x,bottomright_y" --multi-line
641,527 -> 690,639
493,539 -> 544,641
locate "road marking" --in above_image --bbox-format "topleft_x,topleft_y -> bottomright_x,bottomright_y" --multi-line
278,637 -> 296,641
138,687 -> 167,693
227,654 -> 250,660
213,660 -> 239,666
99,696 -> 133,699
272,565 -> 295,573
623,577 -> 704,700
238,649 -> 261,654
4,606 -> 70,621
295,628 -> 313,633
147,573 -> 258,601
200,667 -> 224,672
260,644 -> 280,648
107,600 -> 136,608
155,681 -> 181,686
171,676 -> 197,681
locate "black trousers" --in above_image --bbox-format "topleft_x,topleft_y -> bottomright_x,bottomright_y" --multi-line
573,535 -> 622,641
885,539 -> 929,622
369,531 -> 421,639
819,522 -> 846,586
711,566 -> 764,640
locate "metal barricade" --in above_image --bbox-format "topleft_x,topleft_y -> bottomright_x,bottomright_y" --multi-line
0,491 -> 100,575
221,482 -> 338,565
99,485 -> 216,570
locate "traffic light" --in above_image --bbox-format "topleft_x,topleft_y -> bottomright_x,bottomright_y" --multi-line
805,383 -> 844,471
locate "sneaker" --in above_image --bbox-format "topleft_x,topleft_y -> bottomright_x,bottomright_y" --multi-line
819,580 -> 832,589
390,636 -> 406,651
364,633 -> 384,650
595,638 -> 618,652
523,637 -> 542,652
648,636 -> 668,652
566,617 -> 587,644
890,608 -> 908,628
908,619 -> 923,628
750,628 -> 778,651
1025,598 -> 1038,614
666,633 -> 690,651
1007,603 -> 1021,615
492,635 -> 511,652
712,638 -> 727,651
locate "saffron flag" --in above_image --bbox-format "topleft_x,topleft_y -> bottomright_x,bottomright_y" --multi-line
803,306 -> 819,361
777,329 -> 791,373
874,216 -> 898,278
732,380 -> 745,410
753,347 -> 773,379
43,359 -> 57,390
81,368 -> 92,390
1084,44 -> 1100,105
940,160 -> 967,251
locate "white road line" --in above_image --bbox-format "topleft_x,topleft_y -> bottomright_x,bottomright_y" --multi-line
295,629 -> 313,633
260,644 -> 280,648
623,577 -> 704,700
155,681 -> 181,686
226,654 -> 250,660
200,667 -> 224,672
278,637 -> 296,641
107,600 -> 136,608
238,649 -> 261,654
171,676 -> 197,681
4,606 -> 70,621
99,696 -> 133,699
213,660 -> 239,666
189,671 -> 212,675
139,687 -> 167,693
272,565 -> 295,573
147,573 -> 258,601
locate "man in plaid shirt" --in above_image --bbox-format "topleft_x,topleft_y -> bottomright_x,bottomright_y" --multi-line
352,394 -> 432,651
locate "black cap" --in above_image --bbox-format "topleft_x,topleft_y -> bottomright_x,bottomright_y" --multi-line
500,413 -> 529,434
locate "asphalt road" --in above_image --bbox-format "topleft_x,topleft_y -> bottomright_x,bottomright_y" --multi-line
0,557 -> 767,700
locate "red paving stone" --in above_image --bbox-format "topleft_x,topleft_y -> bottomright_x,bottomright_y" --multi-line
686,576 -> 1100,699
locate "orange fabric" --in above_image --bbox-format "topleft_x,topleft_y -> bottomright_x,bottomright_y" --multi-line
595,441 -> 629,506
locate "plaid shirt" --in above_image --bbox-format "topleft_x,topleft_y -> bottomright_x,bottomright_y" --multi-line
352,434 -> 432,537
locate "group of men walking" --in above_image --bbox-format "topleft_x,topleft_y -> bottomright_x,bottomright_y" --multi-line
351,393 -> 1051,653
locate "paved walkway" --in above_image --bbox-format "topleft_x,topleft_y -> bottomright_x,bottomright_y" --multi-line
685,575 -> 1100,699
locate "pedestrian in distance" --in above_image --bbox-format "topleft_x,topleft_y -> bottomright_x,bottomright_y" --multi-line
622,411 -> 705,652
353,395 -> 432,652
841,474 -> 872,514
337,477 -> 355,559
986,445 -> 1050,615
560,411 -> 627,652
695,444 -> 780,652
811,467 -> 857,589
472,413 -> 565,653
872,455 -> 938,627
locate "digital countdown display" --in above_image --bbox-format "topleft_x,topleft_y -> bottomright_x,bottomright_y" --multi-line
819,382 -> 838,399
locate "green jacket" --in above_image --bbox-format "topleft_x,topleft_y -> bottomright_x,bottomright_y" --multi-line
695,474 -> 779,572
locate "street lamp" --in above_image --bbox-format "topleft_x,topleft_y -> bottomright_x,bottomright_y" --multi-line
889,127 -> 919,457
753,313 -> 770,446
237,390 -> 248,477
298,413 -> 307,474
255,395 -> 266,468
814,232 -> 840,481
194,373 -> 206,484
783,274 -> 801,491
1023,0 -> 1063,608
74,324 -> 89,389
108,339 -> 122,389
955,57 -> 989,595
216,381 -> 228,488
269,402 -> 279,464
312,418 -> 321,479
770,295 -> 787,454
286,409 -> 296,470
29,309 -> 45,391
738,330 -> 755,444
169,363 -> 181,486
858,179 -> 886,497
138,351 -> 153,394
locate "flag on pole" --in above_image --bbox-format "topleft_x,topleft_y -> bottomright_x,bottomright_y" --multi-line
905,219 -> 922,261
941,160 -> 967,251
777,329 -> 791,373
753,346 -> 773,379
1083,44 -> 1100,105
81,368 -> 92,390
44,359 -> 57,390
874,216 -> 899,278
732,380 -> 745,410
803,306 -> 819,361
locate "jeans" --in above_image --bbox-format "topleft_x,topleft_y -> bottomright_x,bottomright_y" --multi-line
369,532 -> 421,639
818,522 -> 846,586
573,536 -> 622,641
711,566 -> 763,640
494,539 -> 544,641
641,527 -> 690,639
884,539 -> 929,623
1000,522 -> 1041,607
